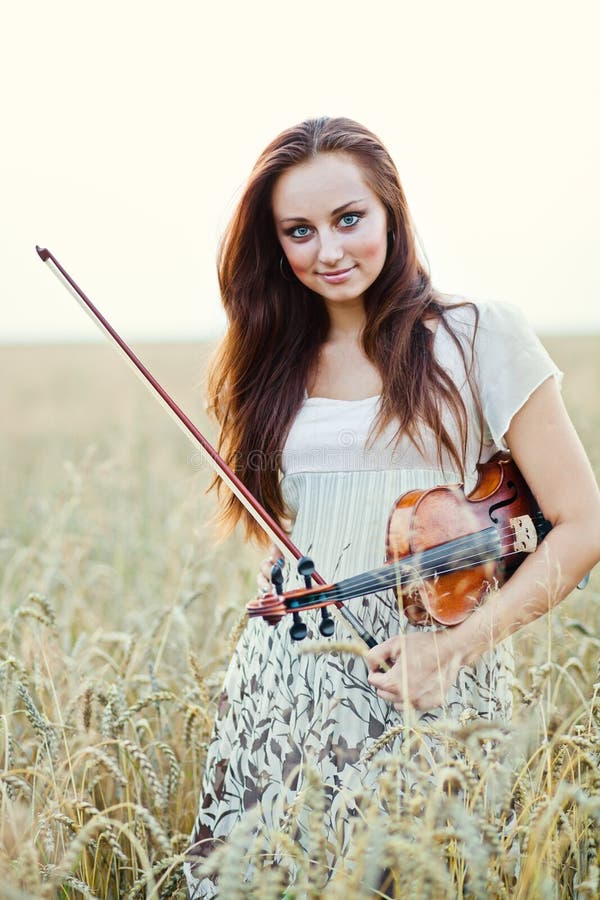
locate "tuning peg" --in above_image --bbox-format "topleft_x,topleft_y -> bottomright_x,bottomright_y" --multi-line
297,555 -> 315,588
319,607 -> 335,638
290,611 -> 308,642
271,563 -> 284,595
272,562 -> 307,640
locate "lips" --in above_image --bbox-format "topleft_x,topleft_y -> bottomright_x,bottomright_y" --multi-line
317,266 -> 356,284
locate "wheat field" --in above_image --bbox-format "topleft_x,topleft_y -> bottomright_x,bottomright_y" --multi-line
1,337 -> 599,898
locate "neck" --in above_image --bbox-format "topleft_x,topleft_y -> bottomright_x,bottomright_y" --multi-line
323,297 -> 367,341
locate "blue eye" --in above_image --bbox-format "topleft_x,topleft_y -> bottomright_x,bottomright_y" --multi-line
290,225 -> 311,239
339,213 -> 361,228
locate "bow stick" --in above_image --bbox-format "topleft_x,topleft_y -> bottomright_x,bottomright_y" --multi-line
35,246 -> 377,648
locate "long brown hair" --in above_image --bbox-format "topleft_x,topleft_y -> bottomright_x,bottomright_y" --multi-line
207,116 -> 481,543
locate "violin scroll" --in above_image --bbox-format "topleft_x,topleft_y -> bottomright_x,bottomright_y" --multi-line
247,556 -> 338,640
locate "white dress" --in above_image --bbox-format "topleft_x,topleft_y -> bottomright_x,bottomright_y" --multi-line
185,299 -> 561,896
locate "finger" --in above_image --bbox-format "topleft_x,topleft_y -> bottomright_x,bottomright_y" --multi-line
269,544 -> 285,565
366,651 -> 385,672
260,559 -> 274,579
366,648 -> 395,672
366,653 -> 397,675
366,637 -> 400,672
376,688 -> 401,703
256,573 -> 271,593
260,550 -> 284,577
367,671 -> 398,693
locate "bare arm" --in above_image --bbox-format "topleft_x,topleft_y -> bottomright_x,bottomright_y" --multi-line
451,375 -> 600,663
367,377 -> 600,709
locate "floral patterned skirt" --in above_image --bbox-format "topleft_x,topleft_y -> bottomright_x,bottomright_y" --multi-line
184,594 -> 514,897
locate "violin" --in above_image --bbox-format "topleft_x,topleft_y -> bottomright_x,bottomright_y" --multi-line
247,452 -> 554,633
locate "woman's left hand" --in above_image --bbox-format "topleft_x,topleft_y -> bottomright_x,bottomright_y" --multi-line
366,630 -> 465,711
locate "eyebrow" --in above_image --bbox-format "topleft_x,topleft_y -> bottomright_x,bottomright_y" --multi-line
279,198 -> 366,224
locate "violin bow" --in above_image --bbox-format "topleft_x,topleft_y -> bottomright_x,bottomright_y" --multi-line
35,246 -> 377,648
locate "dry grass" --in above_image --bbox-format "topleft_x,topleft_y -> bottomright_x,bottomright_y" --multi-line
1,336 -> 599,898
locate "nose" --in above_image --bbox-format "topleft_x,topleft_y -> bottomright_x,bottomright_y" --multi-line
317,230 -> 344,268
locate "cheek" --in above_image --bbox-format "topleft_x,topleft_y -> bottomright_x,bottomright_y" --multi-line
284,245 -> 313,277
362,238 -> 386,259
359,232 -> 388,265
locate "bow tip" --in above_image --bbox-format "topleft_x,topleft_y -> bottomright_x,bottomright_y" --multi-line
36,246 -> 50,261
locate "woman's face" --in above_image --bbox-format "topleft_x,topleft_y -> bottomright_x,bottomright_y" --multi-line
272,152 -> 389,307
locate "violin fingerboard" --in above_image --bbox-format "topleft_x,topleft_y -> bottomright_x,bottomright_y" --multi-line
510,515 -> 538,553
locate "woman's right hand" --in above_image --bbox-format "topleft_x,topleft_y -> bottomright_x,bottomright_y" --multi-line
257,544 -> 285,595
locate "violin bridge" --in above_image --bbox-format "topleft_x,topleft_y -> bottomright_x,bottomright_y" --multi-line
510,515 -> 538,553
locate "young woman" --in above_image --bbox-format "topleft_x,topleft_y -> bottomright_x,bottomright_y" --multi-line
185,117 -> 600,895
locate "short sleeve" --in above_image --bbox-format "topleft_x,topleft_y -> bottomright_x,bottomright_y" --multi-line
472,301 -> 563,449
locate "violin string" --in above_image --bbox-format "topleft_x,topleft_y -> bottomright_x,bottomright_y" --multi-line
327,531 -> 498,596
352,513 -> 549,589
335,543 -> 540,604
332,524 -> 545,603
294,513 -> 550,608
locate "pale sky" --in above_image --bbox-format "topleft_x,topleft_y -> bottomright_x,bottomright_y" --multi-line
2,0 -> 599,341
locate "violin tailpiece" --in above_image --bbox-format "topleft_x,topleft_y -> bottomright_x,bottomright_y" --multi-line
510,515 -> 537,553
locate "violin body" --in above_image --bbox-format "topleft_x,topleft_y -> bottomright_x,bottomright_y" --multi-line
247,452 -> 551,629
388,452 -> 547,626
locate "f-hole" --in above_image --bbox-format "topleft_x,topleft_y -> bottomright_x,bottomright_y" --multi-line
488,479 -> 519,524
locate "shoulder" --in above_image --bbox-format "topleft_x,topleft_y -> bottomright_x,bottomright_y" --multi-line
436,294 -> 532,341
435,295 -> 562,449
434,296 -> 548,370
